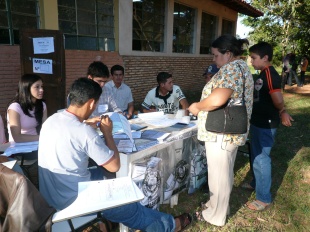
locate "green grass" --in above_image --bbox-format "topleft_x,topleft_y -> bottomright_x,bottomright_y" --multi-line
160,91 -> 310,231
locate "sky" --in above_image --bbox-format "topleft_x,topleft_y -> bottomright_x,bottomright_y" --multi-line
236,17 -> 253,38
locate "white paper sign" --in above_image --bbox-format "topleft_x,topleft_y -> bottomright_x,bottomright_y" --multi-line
33,58 -> 53,74
33,37 -> 54,54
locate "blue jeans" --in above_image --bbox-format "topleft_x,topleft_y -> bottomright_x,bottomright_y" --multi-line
250,125 -> 277,204
101,202 -> 175,231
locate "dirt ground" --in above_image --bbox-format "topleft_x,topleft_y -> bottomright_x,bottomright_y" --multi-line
283,75 -> 310,96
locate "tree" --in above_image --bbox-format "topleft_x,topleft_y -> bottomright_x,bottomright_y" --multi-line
242,0 -> 310,65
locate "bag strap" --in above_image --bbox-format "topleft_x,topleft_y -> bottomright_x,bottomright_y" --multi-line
236,62 -> 246,105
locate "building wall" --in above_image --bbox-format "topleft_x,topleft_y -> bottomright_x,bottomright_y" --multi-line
122,55 -> 213,109
0,46 -> 213,119
0,46 -> 21,119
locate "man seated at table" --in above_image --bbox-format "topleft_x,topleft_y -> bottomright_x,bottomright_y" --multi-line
86,61 -> 122,117
141,72 -> 189,115
105,65 -> 135,119
38,78 -> 191,232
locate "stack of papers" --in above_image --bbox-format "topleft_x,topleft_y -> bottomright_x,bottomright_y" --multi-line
141,130 -> 170,142
3,141 -> 39,157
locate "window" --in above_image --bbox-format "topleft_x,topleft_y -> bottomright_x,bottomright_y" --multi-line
132,0 -> 165,52
58,0 -> 115,51
200,12 -> 217,54
221,19 -> 234,35
173,3 -> 195,53
0,0 -> 39,45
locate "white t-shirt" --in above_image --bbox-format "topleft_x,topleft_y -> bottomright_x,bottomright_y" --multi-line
7,102 -> 47,141
38,110 -> 114,210
142,85 -> 186,114
105,81 -> 133,112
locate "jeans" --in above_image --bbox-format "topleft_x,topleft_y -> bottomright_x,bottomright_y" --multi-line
101,202 -> 175,231
287,70 -> 301,86
250,125 -> 277,204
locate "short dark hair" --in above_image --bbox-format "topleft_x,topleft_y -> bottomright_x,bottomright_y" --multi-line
69,78 -> 102,106
157,72 -> 172,85
87,61 -> 110,78
111,65 -> 124,75
249,42 -> 273,61
212,34 -> 249,56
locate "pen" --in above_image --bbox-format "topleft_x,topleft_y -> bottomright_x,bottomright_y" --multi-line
96,114 -> 104,127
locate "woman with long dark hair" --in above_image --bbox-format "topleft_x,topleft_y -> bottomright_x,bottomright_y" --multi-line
189,35 -> 254,226
7,74 -> 47,142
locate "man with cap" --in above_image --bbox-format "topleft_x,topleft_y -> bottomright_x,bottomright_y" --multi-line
203,64 -> 219,84
141,72 -> 189,115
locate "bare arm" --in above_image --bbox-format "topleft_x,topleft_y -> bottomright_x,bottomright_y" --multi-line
270,91 -> 293,127
188,88 -> 233,116
8,109 -> 40,142
126,102 -> 135,119
99,115 -> 120,172
179,98 -> 189,116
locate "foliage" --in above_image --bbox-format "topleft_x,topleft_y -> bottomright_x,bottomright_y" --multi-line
242,0 -> 310,65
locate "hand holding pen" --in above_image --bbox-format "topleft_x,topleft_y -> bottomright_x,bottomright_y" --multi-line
97,114 -> 113,136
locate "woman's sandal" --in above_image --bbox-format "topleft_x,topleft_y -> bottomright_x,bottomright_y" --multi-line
241,182 -> 255,191
174,213 -> 192,231
246,200 -> 271,211
193,211 -> 207,222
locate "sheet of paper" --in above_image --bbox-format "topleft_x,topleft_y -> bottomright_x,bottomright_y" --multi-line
131,165 -> 147,182
3,141 -> 39,157
33,58 -> 53,74
33,37 -> 54,54
1,160 -> 17,169
117,140 -> 134,153
104,112 -> 133,143
113,131 -> 141,139
141,130 -> 170,142
52,177 -> 144,223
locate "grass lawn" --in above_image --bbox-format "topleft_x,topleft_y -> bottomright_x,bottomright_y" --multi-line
160,83 -> 310,231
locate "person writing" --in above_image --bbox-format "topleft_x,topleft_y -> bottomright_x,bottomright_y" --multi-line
7,74 -> 47,143
141,72 -> 189,115
188,35 -> 253,226
38,78 -> 192,232
244,42 -> 293,211
105,65 -> 135,119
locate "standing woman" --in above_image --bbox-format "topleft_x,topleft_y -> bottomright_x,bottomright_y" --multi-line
188,35 -> 254,226
7,74 -> 47,143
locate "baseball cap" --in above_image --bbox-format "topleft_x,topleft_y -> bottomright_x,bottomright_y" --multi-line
203,64 -> 219,76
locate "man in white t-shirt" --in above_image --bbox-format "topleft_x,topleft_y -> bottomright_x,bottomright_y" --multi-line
38,78 -> 191,231
106,65 -> 134,119
141,72 -> 189,115
86,61 -> 122,117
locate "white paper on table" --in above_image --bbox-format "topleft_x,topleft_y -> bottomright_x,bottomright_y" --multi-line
104,113 -> 133,143
141,130 -> 170,142
137,111 -> 165,120
117,140 -> 135,153
113,131 -> 141,139
52,177 -> 144,223
3,141 -> 38,157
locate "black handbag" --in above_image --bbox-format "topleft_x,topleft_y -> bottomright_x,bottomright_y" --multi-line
205,64 -> 248,134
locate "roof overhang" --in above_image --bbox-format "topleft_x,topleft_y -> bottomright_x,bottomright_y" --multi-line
212,0 -> 263,17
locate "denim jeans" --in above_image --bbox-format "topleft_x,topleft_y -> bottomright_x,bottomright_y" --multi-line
101,202 -> 175,231
250,125 -> 277,204
287,70 -> 301,86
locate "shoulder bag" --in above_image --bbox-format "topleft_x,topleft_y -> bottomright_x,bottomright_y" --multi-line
205,64 -> 248,134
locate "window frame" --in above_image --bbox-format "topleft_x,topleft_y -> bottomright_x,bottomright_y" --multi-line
58,0 -> 115,51
0,0 -> 40,45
